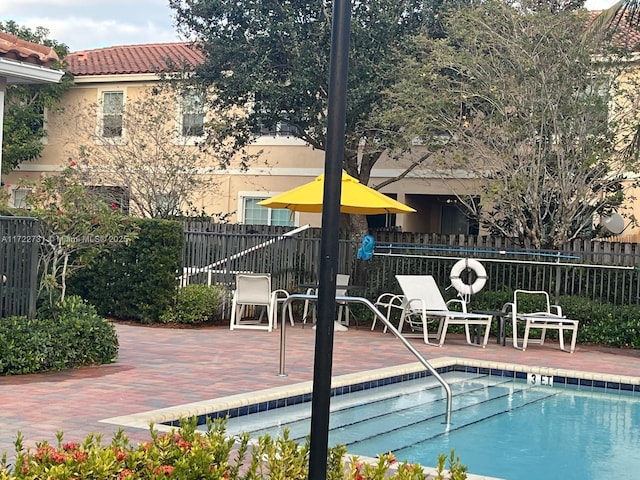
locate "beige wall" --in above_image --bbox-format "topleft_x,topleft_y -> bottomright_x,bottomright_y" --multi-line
6,74 -> 485,233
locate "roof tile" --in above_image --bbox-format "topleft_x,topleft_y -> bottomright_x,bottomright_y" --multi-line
589,10 -> 640,51
66,42 -> 204,76
0,31 -> 60,67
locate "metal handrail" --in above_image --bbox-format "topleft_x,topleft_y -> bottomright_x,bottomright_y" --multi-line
278,293 -> 452,425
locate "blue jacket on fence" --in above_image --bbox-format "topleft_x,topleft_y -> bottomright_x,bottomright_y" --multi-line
357,234 -> 375,261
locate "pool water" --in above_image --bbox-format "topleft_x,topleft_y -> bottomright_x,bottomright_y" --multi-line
219,372 -> 640,480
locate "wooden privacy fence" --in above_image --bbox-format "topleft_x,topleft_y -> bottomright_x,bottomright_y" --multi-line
182,224 -> 353,292
182,223 -> 640,310
0,216 -> 39,318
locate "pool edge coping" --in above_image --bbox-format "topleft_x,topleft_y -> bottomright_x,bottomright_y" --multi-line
100,356 -> 640,430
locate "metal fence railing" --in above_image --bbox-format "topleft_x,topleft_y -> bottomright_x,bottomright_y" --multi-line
181,223 -> 640,312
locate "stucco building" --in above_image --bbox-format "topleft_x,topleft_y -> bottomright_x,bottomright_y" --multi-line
3,41 -> 485,234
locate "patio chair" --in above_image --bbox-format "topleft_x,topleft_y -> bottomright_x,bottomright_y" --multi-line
229,273 -> 293,332
302,273 -> 351,326
372,292 -> 404,332
505,290 -> 578,353
335,273 -> 351,326
387,275 -> 493,347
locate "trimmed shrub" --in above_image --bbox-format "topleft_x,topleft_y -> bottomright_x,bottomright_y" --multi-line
0,419 -> 467,479
68,219 -> 183,323
160,284 -> 227,324
0,296 -> 118,375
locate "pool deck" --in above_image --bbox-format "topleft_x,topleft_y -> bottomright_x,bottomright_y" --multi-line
2,320 -> 640,465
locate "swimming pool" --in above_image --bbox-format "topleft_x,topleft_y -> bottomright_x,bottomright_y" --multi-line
102,360 -> 640,480
216,370 -> 640,480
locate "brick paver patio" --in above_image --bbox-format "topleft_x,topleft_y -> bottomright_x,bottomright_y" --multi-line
2,321 -> 639,461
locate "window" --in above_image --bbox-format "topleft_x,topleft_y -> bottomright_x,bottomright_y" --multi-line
440,203 -> 479,235
260,121 -> 299,137
367,212 -> 397,230
257,109 -> 299,137
181,91 -> 205,137
87,186 -> 130,215
101,91 -> 124,138
12,188 -> 32,209
242,197 -> 294,226
155,192 -> 180,217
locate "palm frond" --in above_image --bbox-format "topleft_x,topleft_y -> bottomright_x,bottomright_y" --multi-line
585,0 -> 640,40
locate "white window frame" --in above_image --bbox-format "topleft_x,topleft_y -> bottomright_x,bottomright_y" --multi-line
254,109 -> 307,146
259,121 -> 299,138
11,187 -> 32,209
177,89 -> 206,142
155,191 -> 180,217
238,192 -> 298,226
96,88 -> 126,143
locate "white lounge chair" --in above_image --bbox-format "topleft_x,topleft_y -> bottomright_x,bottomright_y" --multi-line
379,275 -> 493,347
505,289 -> 578,353
229,273 -> 293,332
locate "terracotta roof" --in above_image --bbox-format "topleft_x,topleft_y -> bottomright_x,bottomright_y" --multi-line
589,10 -> 640,52
0,31 -> 60,67
66,42 -> 204,76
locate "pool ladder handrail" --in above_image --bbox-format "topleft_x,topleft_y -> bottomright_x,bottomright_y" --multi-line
279,293 -> 452,425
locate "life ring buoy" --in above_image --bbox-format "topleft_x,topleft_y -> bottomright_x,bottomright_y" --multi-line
450,258 -> 487,296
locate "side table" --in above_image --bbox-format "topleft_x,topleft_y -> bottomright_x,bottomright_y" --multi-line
472,309 -> 509,346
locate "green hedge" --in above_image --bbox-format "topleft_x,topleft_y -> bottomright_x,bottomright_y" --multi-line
160,284 -> 227,324
68,219 -> 183,323
0,296 -> 118,375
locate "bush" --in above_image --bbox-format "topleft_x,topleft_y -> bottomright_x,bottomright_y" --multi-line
160,284 -> 227,324
0,296 -> 118,375
68,219 -> 183,323
0,419 -> 467,479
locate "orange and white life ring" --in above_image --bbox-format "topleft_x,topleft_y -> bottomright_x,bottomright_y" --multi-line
450,258 -> 487,296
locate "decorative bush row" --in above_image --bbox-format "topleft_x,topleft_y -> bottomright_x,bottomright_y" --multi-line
0,296 -> 118,376
68,219 -> 183,323
0,419 -> 467,480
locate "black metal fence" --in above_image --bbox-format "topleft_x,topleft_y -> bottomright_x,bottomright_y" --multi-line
0,216 -> 39,318
182,223 -> 640,310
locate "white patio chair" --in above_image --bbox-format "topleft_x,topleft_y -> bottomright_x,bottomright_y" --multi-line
372,292 -> 404,332
302,273 -> 351,326
507,289 -> 578,353
393,275 -> 493,347
335,273 -> 351,326
229,273 -> 293,332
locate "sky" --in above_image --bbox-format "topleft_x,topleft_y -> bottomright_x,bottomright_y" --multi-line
0,0 -> 624,53
0,0 -> 181,52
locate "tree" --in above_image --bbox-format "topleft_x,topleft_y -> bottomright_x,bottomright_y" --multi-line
69,83 -> 225,219
26,168 -> 138,304
169,0 -> 439,233
377,0 -> 640,248
0,21 -> 72,174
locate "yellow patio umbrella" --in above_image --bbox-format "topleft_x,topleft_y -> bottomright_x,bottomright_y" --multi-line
257,171 -> 416,215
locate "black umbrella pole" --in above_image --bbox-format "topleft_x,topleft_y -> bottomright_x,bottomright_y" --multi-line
308,0 -> 352,479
